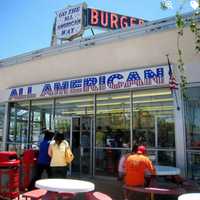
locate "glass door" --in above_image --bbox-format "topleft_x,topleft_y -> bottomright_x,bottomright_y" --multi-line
71,116 -> 92,177
156,115 -> 175,166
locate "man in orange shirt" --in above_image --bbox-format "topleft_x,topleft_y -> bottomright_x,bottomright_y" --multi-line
124,145 -> 156,200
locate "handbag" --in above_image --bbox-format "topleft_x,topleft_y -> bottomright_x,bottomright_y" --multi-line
65,146 -> 74,164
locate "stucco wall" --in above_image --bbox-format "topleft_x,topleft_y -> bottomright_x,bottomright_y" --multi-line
0,26 -> 198,92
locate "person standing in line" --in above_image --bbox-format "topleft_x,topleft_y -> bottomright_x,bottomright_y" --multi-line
118,144 -> 139,181
29,129 -> 54,190
48,132 -> 73,178
123,145 -> 156,200
118,144 -> 138,200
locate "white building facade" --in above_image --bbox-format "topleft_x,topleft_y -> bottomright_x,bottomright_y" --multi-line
0,12 -> 199,179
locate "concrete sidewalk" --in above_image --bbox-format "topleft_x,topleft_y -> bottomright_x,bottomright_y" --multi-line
89,177 -> 123,200
77,177 -> 178,200
13,176 -> 199,200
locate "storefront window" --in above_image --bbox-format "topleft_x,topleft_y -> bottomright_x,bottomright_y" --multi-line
55,96 -> 94,176
30,99 -> 53,148
6,87 -> 176,176
95,149 -> 123,176
185,86 -> 200,180
185,87 -> 200,150
0,104 -> 5,150
132,88 -> 175,165
55,95 -> 94,134
8,102 -> 29,155
158,150 -> 175,166
187,152 -> 200,181
96,92 -> 131,175
132,88 -> 174,147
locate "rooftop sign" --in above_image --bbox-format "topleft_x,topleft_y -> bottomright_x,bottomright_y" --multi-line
54,3 -> 146,41
87,8 -> 145,30
55,3 -> 85,40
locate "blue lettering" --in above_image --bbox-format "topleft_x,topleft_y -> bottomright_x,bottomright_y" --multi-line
54,81 -> 69,91
156,68 -> 164,78
107,74 -> 124,85
99,76 -> 106,85
127,72 -> 141,81
83,77 -> 97,87
41,84 -> 53,96
10,89 -> 18,97
70,79 -> 82,88
19,88 -> 23,96
27,87 -> 32,95
144,68 -> 164,79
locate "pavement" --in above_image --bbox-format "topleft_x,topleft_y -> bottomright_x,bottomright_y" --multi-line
9,176 -> 200,200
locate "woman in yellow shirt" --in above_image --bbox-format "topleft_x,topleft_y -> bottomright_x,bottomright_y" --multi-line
48,132 -> 72,178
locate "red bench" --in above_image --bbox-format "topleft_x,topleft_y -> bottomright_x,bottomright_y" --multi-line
22,189 -> 47,200
22,189 -> 76,200
85,191 -> 113,200
124,185 -> 185,200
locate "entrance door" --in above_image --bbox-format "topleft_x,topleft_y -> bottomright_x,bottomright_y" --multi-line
155,115 -> 175,165
70,116 -> 93,177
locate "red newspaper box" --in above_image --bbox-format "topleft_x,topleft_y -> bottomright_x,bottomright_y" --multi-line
0,151 -> 20,199
20,149 -> 38,191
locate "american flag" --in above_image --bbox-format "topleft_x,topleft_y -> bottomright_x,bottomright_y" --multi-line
167,55 -> 178,92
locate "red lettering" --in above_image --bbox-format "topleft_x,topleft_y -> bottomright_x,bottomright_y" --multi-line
120,16 -> 128,29
110,13 -> 118,29
100,11 -> 108,27
91,9 -> 98,25
138,19 -> 144,25
130,17 -> 136,28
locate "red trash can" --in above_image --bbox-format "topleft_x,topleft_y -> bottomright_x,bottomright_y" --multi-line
0,151 -> 20,199
20,149 -> 38,191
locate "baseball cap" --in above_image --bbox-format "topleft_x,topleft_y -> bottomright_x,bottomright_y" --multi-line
137,145 -> 147,154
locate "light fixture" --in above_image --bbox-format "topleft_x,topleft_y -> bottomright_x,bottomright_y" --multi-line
133,91 -> 171,98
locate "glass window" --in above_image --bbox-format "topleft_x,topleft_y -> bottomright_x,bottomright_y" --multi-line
0,104 -> 5,150
96,92 -> 131,148
132,88 -> 174,148
187,152 -> 200,181
158,150 -> 175,166
8,102 -> 29,155
148,150 -> 157,164
95,92 -> 131,176
30,99 -> 53,148
95,149 -> 124,176
185,87 -> 200,180
55,95 -> 94,134
185,87 -> 200,150
157,116 -> 175,148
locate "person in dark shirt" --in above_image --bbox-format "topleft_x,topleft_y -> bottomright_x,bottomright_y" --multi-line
29,130 -> 54,189
36,130 -> 54,179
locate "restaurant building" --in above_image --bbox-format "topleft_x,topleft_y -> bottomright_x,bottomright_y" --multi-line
0,10 -> 199,180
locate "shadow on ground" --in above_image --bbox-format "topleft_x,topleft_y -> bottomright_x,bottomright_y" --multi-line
76,177 -> 178,200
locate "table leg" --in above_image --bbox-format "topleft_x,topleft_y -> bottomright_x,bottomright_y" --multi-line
150,193 -> 154,200
42,191 -> 58,200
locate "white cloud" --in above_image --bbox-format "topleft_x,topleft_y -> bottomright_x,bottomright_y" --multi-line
190,0 -> 199,10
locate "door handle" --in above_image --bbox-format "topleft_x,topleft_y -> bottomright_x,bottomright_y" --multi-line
80,146 -> 84,156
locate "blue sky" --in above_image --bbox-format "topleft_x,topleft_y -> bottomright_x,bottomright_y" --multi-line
0,0 -> 193,59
